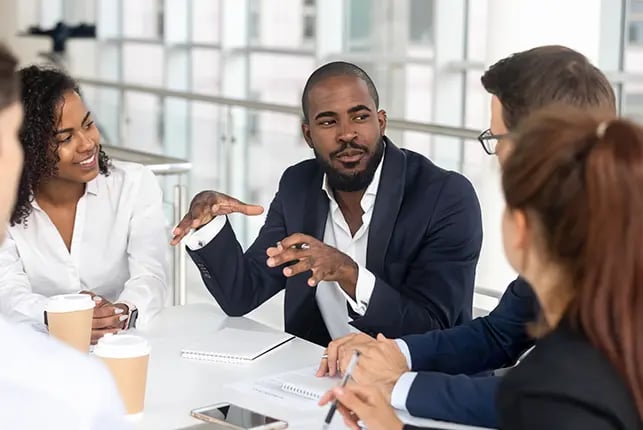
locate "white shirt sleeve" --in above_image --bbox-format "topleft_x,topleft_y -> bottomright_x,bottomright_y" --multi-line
395,338 -> 413,369
184,215 -> 227,250
116,167 -> 169,327
0,231 -> 49,324
339,264 -> 376,315
391,372 -> 418,412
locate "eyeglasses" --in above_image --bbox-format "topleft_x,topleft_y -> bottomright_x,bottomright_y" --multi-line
478,129 -> 508,155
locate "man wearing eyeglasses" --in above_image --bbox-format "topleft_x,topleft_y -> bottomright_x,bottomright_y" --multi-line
317,45 -> 617,428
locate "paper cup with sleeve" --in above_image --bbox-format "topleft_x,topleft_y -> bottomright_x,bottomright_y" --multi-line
45,293 -> 95,352
94,333 -> 151,416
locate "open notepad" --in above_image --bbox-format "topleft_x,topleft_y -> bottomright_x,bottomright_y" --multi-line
181,328 -> 295,364
251,367 -> 342,402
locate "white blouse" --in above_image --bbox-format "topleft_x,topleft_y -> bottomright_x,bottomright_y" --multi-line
0,161 -> 169,327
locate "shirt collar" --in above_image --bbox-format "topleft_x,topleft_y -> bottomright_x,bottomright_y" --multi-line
85,176 -> 99,196
322,143 -> 386,211
31,176 -> 100,212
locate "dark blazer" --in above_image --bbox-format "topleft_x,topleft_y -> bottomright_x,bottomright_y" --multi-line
400,277 -> 539,428
498,320 -> 642,430
187,139 -> 482,346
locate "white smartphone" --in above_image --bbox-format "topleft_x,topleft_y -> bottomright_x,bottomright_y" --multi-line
191,403 -> 288,430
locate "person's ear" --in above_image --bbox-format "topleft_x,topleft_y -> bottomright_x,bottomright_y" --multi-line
301,122 -> 313,149
377,110 -> 387,135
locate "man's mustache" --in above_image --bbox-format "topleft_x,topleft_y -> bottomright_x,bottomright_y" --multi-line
330,141 -> 369,159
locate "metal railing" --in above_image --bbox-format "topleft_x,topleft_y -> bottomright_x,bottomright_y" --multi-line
77,78 -> 481,140
102,144 -> 190,306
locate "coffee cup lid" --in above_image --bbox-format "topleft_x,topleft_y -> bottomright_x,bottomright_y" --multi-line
45,294 -> 96,313
94,333 -> 151,358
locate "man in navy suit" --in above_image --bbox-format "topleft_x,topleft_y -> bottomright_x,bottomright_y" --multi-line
317,46 -> 618,429
170,62 -> 482,347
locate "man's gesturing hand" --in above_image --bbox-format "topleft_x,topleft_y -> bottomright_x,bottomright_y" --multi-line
266,233 -> 359,297
170,190 -> 264,245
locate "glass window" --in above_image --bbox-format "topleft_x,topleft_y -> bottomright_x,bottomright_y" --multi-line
123,0 -> 161,39
123,44 -> 164,86
347,0 -> 373,51
630,21 -> 643,44
191,0 -> 221,44
303,14 -> 316,41
631,0 -> 643,14
409,0 -> 434,44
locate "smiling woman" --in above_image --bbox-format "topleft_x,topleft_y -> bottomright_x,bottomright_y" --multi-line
0,66 -> 168,340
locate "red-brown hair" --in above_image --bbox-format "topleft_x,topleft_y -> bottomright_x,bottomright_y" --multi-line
502,106 -> 643,418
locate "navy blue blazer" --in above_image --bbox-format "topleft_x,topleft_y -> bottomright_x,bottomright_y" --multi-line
187,140 -> 483,346
400,277 -> 539,428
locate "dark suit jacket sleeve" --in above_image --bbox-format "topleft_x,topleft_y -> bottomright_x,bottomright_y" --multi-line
401,277 -> 537,375
499,394 -> 617,430
406,373 -> 499,428
352,173 -> 483,337
186,190 -> 288,316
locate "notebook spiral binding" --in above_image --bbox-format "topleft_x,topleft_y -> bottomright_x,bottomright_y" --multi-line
181,351 -> 252,364
280,382 -> 320,400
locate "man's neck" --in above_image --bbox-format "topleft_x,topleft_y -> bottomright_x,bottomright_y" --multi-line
333,188 -> 366,237
36,178 -> 85,207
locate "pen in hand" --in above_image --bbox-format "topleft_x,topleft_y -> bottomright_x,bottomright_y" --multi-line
323,350 -> 360,429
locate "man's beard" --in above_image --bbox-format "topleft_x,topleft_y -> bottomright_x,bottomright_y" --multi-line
314,137 -> 385,192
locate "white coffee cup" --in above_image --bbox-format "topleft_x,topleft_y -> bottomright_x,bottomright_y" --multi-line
94,334 -> 151,416
45,293 -> 95,352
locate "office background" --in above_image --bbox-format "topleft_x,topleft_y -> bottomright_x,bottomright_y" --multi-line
0,0 -> 640,327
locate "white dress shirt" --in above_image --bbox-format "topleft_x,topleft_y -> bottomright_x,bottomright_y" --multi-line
0,316 -> 128,430
391,339 -> 416,411
0,161 -> 168,327
185,153 -> 384,340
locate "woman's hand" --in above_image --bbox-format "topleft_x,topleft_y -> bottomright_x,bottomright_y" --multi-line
79,291 -> 126,343
318,384 -> 404,430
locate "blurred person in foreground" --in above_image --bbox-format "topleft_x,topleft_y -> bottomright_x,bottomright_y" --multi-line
0,43 -> 128,430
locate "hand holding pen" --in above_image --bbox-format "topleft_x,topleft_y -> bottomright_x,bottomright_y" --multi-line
318,350 -> 404,430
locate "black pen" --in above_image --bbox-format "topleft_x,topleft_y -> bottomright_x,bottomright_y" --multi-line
323,350 -> 360,429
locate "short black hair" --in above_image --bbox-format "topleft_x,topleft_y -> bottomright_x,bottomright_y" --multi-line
11,66 -> 111,225
301,61 -> 379,123
481,45 -> 616,131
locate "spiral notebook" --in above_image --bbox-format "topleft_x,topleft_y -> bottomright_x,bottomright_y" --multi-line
181,328 -> 295,363
250,367 -> 341,402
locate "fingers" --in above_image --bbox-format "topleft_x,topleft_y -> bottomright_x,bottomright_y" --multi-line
91,327 -> 121,344
228,201 -> 264,216
316,354 -> 330,377
93,303 -> 123,319
170,212 -> 200,245
332,387 -> 371,419
279,233 -> 315,250
266,247 -> 309,269
318,389 -> 336,406
282,259 -> 312,278
337,403 -> 361,430
326,335 -> 357,377
93,314 -> 128,330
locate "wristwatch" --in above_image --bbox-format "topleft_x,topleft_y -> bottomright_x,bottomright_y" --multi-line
117,302 -> 139,329
125,307 -> 139,329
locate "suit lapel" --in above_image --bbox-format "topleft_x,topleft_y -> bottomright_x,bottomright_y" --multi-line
367,139 -> 406,276
301,168 -> 329,240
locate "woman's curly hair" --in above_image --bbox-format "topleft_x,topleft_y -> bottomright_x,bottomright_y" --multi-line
11,66 -> 111,225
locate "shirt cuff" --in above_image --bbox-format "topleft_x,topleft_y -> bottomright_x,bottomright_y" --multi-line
391,372 -> 417,412
184,216 -> 227,250
395,338 -> 413,369
340,264 -> 375,315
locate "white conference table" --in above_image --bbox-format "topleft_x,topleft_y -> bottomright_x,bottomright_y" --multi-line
133,303 -> 493,430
